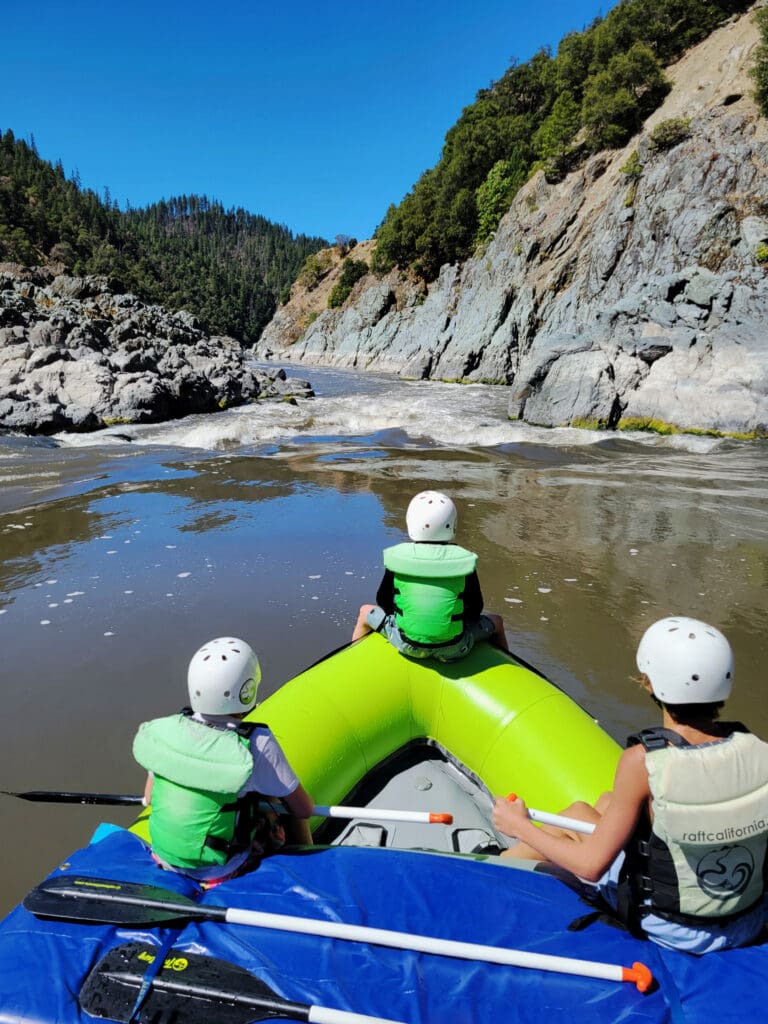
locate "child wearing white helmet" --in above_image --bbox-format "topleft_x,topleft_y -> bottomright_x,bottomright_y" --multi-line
492,616 -> 768,953
352,490 -> 509,661
133,637 -> 314,884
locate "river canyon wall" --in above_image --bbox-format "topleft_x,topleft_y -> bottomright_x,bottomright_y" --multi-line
258,11 -> 768,437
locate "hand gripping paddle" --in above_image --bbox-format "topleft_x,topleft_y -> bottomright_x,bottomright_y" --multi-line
80,940 -> 402,1024
24,875 -> 652,991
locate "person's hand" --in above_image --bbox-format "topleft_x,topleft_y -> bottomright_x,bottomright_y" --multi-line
492,793 -> 528,838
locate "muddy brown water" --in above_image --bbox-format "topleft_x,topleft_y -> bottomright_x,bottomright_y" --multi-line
1,365 -> 766,916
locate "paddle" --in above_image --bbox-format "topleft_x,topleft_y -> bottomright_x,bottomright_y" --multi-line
506,795 -> 596,836
526,808 -> 595,836
314,804 -> 452,824
80,940 -> 404,1024
24,875 -> 652,991
0,789 -> 145,805
1,790 -> 453,824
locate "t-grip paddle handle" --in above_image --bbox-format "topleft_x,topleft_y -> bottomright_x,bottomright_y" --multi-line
622,962 -> 653,993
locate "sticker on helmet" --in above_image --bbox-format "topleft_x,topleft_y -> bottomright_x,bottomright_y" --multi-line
239,678 -> 257,706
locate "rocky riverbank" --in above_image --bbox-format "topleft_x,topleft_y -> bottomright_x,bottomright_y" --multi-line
258,11 -> 768,438
0,265 -> 312,435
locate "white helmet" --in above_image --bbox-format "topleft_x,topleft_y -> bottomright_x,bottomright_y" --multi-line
636,617 -> 734,703
405,491 -> 457,542
187,637 -> 262,715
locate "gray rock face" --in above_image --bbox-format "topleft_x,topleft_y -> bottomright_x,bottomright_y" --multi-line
0,267 -> 313,435
256,14 -> 768,437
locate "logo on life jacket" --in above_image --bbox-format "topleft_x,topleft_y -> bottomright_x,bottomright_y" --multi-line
695,845 -> 754,899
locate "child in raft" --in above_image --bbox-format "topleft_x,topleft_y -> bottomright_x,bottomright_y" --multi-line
492,616 -> 768,953
133,636 -> 313,884
352,489 -> 509,661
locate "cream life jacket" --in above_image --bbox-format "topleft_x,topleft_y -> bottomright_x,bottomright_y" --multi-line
133,710 -> 263,869
622,726 -> 768,925
382,542 -> 477,646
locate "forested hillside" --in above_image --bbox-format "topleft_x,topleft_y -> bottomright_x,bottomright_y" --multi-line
0,130 -> 327,341
372,0 -> 755,280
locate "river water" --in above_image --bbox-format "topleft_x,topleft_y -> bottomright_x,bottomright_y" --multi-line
1,363 -> 767,916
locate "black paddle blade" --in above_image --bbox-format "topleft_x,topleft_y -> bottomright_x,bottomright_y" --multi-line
1,789 -> 143,805
80,941 -> 310,1023
23,875 -> 213,926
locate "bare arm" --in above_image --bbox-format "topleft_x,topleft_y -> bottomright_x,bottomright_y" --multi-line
143,772 -> 153,806
281,783 -> 314,845
492,745 -> 649,881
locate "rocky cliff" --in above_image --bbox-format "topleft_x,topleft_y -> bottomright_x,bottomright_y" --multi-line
0,266 -> 311,435
258,10 -> 768,438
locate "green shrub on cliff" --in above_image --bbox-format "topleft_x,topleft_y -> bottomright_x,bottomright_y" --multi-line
648,117 -> 692,151
328,258 -> 369,308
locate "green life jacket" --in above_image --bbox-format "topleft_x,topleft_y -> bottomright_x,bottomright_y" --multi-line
383,542 -> 477,646
132,712 -> 256,869
621,727 -> 768,927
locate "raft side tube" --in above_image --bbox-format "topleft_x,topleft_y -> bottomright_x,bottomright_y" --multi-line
260,635 -> 619,818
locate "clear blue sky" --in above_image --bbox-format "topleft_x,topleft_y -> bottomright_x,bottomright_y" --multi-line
4,0 -> 615,241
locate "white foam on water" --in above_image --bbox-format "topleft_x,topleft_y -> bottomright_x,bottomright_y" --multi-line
505,598 -> 523,604
40,620 -> 50,625
66,591 -> 85,597
537,587 -> 552,594
50,374 -> 733,455
177,572 -> 191,578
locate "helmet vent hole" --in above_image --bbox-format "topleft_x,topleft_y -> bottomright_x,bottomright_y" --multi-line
726,671 -> 732,678
221,655 -> 227,661
203,655 -> 210,661
691,674 -> 699,681
688,632 -> 696,639
223,689 -> 230,697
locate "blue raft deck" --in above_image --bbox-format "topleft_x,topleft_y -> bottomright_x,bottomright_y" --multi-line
1,825 -> 766,1023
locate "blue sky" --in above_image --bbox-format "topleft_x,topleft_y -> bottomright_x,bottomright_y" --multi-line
4,0 -> 615,241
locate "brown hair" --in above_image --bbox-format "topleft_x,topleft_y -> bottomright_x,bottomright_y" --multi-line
649,693 -> 725,725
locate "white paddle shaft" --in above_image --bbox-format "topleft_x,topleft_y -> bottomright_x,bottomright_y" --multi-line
313,804 -> 452,824
224,907 -> 645,987
527,808 -> 596,835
